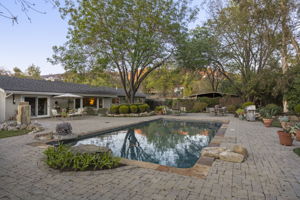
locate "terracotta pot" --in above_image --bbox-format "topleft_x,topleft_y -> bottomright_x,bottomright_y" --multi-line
277,131 -> 293,146
262,118 -> 273,127
296,130 -> 300,141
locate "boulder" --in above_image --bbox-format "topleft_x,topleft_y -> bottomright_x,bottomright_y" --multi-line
7,126 -> 18,131
201,147 -> 227,158
0,123 -> 8,131
69,144 -> 112,155
34,132 -> 54,140
219,150 -> 245,163
231,145 -> 248,158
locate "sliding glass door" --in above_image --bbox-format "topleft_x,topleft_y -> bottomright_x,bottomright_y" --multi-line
24,97 -> 49,117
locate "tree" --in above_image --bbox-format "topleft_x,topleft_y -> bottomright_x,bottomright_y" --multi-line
26,64 -> 41,79
176,26 -> 225,92
49,0 -> 196,103
13,67 -> 24,77
0,0 -> 58,24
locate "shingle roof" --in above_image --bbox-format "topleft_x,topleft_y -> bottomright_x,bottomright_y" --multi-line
0,75 -> 146,97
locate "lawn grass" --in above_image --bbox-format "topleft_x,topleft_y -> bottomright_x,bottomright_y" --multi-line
293,148 -> 300,157
0,129 -> 30,139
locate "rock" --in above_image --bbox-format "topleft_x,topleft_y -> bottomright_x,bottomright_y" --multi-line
201,147 -> 227,158
219,150 -> 245,163
231,145 -> 248,158
289,115 -> 299,122
16,102 -> 31,125
7,121 -> 17,127
20,124 -> 28,130
7,126 -> 18,131
34,132 -> 54,140
69,144 -> 112,155
0,123 -> 8,130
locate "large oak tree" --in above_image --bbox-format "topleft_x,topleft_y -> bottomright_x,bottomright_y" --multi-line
49,0 -> 196,103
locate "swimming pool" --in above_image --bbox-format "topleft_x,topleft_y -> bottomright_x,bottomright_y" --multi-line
73,119 -> 222,168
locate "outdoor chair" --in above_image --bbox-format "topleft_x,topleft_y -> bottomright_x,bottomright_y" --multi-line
51,109 -> 60,118
68,108 -> 84,118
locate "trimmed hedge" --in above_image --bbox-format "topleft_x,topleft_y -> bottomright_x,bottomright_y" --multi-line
109,104 -> 150,114
110,105 -> 120,114
119,105 -> 130,114
192,102 -> 208,112
130,105 -> 138,113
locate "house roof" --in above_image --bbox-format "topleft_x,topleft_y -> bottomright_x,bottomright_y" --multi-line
0,75 -> 146,97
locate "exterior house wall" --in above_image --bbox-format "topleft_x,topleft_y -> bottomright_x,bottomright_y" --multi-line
5,94 -> 21,121
103,97 -> 112,108
0,90 -> 6,122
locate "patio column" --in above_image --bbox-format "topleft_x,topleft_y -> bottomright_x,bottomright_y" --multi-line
96,98 -> 99,109
80,98 -> 83,109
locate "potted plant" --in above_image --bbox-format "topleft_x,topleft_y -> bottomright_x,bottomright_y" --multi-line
277,129 -> 294,146
294,122 -> 300,141
259,107 -> 273,127
278,116 -> 291,130
235,108 -> 245,120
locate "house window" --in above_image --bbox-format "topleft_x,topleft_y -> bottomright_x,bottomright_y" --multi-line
83,97 -> 97,108
112,97 -> 120,104
75,99 -> 81,109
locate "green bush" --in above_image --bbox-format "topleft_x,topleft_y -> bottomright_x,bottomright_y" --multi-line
155,106 -> 165,112
119,105 -> 129,114
236,108 -> 244,115
227,105 -> 237,113
294,104 -> 300,114
197,97 -> 220,107
129,105 -> 138,113
138,104 -> 149,112
85,107 -> 97,115
265,104 -> 282,115
110,105 -> 120,114
192,102 -> 208,112
242,102 -> 254,109
44,144 -> 120,171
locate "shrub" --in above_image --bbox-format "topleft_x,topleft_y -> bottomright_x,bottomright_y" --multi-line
85,107 -> 96,115
129,105 -> 138,113
119,105 -> 129,114
138,104 -> 149,112
56,122 -> 72,135
265,104 -> 282,116
242,102 -> 254,109
294,104 -> 300,114
155,106 -> 165,112
44,144 -> 120,171
236,108 -> 244,115
144,104 -> 150,111
110,105 -> 120,114
198,97 -> 220,107
227,105 -> 237,113
192,102 -> 208,112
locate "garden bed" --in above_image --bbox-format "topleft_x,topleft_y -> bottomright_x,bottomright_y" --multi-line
106,111 -> 155,117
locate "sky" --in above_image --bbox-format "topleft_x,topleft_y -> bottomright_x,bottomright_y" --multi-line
0,0 -> 208,75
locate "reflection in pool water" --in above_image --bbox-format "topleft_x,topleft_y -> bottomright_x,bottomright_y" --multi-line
74,119 -> 221,168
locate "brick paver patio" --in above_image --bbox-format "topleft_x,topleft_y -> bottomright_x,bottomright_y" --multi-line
0,114 -> 299,200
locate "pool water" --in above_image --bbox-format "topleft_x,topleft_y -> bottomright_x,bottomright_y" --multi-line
74,119 -> 221,168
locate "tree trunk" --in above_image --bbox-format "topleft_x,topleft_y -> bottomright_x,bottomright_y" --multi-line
281,0 -> 289,113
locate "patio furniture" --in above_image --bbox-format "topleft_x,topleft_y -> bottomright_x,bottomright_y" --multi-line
68,108 -> 84,118
214,105 -> 226,116
51,109 -> 60,118
245,105 -> 256,121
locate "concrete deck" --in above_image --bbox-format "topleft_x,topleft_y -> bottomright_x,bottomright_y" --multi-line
0,114 -> 300,200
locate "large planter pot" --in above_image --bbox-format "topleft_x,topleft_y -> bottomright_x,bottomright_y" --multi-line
262,118 -> 273,127
296,130 -> 300,141
277,131 -> 293,146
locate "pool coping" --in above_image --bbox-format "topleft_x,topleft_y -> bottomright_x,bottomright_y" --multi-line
41,117 -> 230,179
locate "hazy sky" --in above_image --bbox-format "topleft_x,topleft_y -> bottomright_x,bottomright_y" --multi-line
0,1 -> 208,75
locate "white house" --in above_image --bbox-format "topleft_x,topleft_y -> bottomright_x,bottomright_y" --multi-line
0,75 -> 146,122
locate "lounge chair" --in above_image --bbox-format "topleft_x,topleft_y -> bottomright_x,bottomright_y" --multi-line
68,108 -> 84,117
51,109 -> 60,118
